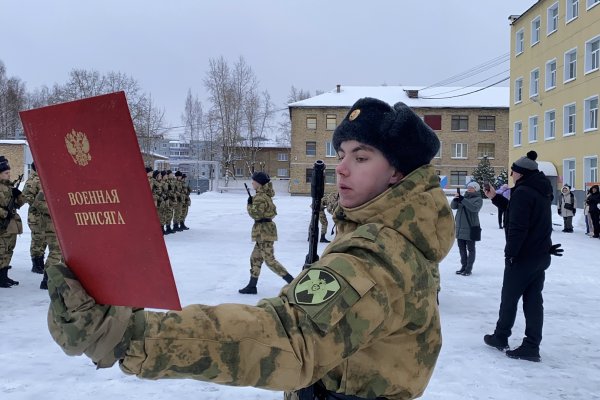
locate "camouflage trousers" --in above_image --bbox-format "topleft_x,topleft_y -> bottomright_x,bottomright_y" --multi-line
249,241 -> 289,279
173,202 -> 183,223
29,224 -> 48,258
0,231 -> 17,269
44,230 -> 62,269
319,211 -> 328,236
181,202 -> 189,222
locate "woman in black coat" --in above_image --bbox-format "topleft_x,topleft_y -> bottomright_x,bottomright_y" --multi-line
586,185 -> 600,238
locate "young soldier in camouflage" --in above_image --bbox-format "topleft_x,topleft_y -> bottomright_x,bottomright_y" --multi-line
45,97 -> 454,400
0,157 -> 25,288
21,162 -> 47,274
239,171 -> 294,294
179,173 -> 191,230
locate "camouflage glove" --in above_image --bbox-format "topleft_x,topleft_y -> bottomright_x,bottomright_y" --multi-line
46,264 -> 145,368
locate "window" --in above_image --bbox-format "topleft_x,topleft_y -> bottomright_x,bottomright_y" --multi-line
530,69 -> 540,97
434,141 -> 442,159
277,168 -> 289,178
588,0 -> 600,9
566,0 -> 579,21
545,59 -> 557,90
563,159 -> 576,187
547,2 -> 559,34
326,115 -> 337,130
452,143 -> 468,158
516,29 -> 524,54
424,115 -> 442,130
584,96 -> 599,131
515,78 -> 523,103
277,153 -> 288,161
306,117 -> 317,130
545,110 -> 556,139
529,116 -> 539,142
477,143 -> 495,159
564,48 -> 577,82
531,16 -> 541,45
450,171 -> 468,186
584,157 -> 598,188
514,121 -> 523,146
564,103 -> 577,135
585,35 -> 600,73
306,141 -> 316,156
478,116 -> 496,131
305,169 -> 312,183
325,169 -> 336,185
451,115 -> 469,131
234,167 -> 244,177
325,141 -> 336,157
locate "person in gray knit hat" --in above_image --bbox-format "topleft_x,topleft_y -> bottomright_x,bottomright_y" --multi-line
483,150 -> 563,362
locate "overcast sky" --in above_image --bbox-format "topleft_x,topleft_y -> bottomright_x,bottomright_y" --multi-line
1,0 -> 531,135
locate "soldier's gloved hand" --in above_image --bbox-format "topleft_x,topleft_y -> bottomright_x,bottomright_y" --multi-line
12,187 -> 21,197
549,243 -> 563,256
247,195 -> 253,205
47,263 -> 145,368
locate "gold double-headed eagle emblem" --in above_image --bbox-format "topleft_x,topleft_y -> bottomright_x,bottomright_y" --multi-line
65,129 -> 92,166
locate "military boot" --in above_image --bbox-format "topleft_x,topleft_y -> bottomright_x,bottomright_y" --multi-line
165,224 -> 174,235
174,223 -> 182,232
40,271 -> 48,290
319,234 -> 330,243
180,221 -> 190,230
0,268 -> 18,288
282,273 -> 294,284
506,342 -> 541,362
239,277 -> 258,294
31,256 -> 45,274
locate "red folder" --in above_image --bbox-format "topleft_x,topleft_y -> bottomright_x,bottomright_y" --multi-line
20,92 -> 181,310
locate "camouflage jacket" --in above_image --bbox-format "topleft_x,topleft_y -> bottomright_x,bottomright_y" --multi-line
119,165 -> 454,399
0,178 -> 25,234
247,181 -> 278,242
324,191 -> 339,215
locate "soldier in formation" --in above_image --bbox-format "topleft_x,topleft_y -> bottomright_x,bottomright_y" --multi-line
35,189 -> 62,290
21,162 -> 47,274
239,171 -> 293,294
45,97 -> 454,400
0,157 -> 25,288
179,173 -> 191,230
324,191 -> 339,238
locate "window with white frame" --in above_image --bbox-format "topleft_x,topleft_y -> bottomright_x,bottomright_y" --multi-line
530,69 -> 540,97
545,110 -> 556,139
434,141 -> 442,159
584,157 -> 598,187
588,0 -> 600,9
515,78 -> 523,103
452,143 -> 468,159
450,171 -> 468,186
326,115 -> 337,130
306,117 -> 317,130
531,16 -> 541,45
545,59 -> 557,89
584,96 -> 599,131
547,2 -> 559,34
277,168 -> 289,178
477,143 -> 495,159
564,48 -> 577,82
516,29 -> 524,55
585,35 -> 600,73
277,153 -> 289,161
529,116 -> 539,142
514,121 -> 523,146
563,159 -> 576,187
566,0 -> 579,21
564,103 -> 577,135
325,141 -> 336,157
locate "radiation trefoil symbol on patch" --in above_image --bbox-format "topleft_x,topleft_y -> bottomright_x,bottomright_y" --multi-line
294,269 -> 341,305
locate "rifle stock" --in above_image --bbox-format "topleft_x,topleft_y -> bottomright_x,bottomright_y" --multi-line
244,183 -> 251,197
304,160 -> 326,269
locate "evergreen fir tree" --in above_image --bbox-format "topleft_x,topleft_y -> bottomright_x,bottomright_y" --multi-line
471,156 -> 496,191
494,168 -> 509,188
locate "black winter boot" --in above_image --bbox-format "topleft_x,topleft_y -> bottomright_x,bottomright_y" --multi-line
484,334 -> 509,351
506,342 -> 541,362
165,225 -> 174,234
31,256 -> 45,274
40,271 -> 48,290
173,223 -> 181,232
319,234 -> 330,243
282,273 -> 294,284
180,221 -> 190,230
0,268 -> 18,288
239,277 -> 258,294
455,267 -> 466,274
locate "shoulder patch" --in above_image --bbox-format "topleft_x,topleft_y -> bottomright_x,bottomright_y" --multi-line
294,269 -> 340,305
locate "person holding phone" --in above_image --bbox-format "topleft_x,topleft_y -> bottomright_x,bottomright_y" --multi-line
451,181 -> 482,276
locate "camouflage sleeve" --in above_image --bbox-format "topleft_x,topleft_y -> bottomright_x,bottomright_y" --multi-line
119,252 -> 388,391
22,179 -> 39,205
247,194 -> 268,220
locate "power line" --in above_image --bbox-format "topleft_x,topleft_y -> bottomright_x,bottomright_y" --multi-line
419,77 -> 510,99
421,69 -> 510,97
421,53 -> 510,90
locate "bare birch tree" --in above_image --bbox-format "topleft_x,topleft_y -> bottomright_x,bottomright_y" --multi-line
0,61 -> 27,139
277,85 -> 312,146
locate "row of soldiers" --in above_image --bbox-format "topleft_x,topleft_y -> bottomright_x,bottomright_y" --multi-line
146,167 -> 193,235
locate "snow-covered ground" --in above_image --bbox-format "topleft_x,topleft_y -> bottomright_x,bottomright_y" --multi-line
1,190 -> 599,400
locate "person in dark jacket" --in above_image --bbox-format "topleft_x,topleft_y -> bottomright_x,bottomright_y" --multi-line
586,184 -> 600,238
451,181 -> 483,276
482,151 -> 561,362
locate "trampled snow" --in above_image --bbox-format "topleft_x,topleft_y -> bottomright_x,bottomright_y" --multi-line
1,190 -> 599,399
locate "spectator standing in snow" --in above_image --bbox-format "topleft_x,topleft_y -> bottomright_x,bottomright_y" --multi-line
451,181 -> 483,276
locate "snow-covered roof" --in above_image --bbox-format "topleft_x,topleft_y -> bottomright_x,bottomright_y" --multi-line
239,139 -> 289,149
289,85 -> 509,109
0,140 -> 28,145
538,161 -> 558,177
